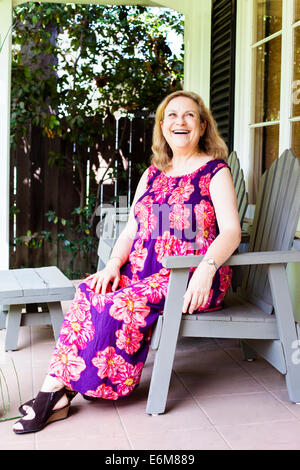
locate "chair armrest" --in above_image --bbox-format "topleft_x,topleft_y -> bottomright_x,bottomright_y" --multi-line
162,250 -> 300,269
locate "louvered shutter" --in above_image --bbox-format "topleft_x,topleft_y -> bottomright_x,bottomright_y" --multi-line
210,0 -> 237,152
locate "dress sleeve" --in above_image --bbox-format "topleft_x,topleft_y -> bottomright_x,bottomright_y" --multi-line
210,160 -> 231,180
146,165 -> 159,188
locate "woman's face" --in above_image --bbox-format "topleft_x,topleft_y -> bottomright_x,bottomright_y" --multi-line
161,96 -> 206,155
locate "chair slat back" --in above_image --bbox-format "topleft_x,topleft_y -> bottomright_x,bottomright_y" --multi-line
97,206 -> 130,265
241,149 -> 300,312
228,151 -> 248,226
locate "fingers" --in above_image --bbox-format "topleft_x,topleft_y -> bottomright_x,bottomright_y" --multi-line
111,275 -> 120,292
182,289 -> 210,314
87,271 -> 120,294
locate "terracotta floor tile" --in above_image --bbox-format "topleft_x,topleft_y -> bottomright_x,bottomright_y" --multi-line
195,392 -> 297,426
130,427 -> 230,450
217,420 -> 300,450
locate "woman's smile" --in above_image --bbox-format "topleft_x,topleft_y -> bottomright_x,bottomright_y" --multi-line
161,96 -> 205,154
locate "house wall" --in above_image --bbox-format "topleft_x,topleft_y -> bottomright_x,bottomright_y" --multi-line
0,0 -> 12,270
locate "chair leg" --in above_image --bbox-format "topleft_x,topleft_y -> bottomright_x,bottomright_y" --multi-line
268,264 -> 300,403
0,305 -> 8,329
47,301 -> 64,341
146,268 -> 189,415
5,305 -> 22,351
240,340 -> 257,361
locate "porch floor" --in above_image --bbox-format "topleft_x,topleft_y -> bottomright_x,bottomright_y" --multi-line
1,296 -> 300,450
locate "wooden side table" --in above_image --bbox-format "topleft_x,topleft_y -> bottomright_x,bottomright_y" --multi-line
0,266 -> 75,351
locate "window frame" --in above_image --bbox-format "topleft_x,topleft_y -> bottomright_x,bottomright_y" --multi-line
234,0 -> 298,203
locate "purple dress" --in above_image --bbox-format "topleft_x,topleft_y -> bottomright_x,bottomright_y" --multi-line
48,159 -> 232,400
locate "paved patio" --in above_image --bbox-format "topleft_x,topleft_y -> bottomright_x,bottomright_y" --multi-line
1,295 -> 300,451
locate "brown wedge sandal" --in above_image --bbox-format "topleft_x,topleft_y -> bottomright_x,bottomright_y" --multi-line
18,388 -> 77,416
13,389 -> 70,434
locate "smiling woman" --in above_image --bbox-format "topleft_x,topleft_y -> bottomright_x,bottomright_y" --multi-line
13,90 -> 241,435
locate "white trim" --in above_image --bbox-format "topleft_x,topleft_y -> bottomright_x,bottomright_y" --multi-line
0,0 -> 12,270
278,0 -> 294,153
251,29 -> 282,47
183,0 -> 212,106
249,121 -> 280,128
234,0 -> 253,197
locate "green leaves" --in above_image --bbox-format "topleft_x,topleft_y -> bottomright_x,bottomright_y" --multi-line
11,3 -> 184,145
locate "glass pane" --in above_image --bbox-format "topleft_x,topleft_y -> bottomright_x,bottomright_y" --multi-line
252,125 -> 279,200
295,0 -> 300,22
254,0 -> 282,43
293,26 -> 300,117
253,36 -> 281,123
292,121 -> 300,157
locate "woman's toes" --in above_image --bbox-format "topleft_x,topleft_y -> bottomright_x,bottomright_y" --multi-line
13,421 -> 24,431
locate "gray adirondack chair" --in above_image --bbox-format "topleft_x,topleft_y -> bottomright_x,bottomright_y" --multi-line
146,149 -> 300,415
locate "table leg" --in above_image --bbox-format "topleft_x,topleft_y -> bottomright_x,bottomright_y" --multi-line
5,305 -> 22,351
48,302 -> 64,340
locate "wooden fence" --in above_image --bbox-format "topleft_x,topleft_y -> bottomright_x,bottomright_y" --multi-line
9,114 -> 155,277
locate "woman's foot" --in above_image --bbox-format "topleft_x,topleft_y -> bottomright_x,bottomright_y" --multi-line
18,388 -> 77,416
13,389 -> 70,434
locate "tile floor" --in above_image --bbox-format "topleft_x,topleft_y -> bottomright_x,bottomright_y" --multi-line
1,297 -> 300,450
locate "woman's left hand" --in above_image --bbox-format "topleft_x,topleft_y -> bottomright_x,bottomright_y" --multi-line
182,262 -> 216,314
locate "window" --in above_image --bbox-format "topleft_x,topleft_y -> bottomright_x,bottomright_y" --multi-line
251,0 -> 282,198
235,0 -> 300,202
292,0 -> 300,156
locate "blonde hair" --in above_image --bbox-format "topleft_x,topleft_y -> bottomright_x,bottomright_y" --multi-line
150,90 -> 228,171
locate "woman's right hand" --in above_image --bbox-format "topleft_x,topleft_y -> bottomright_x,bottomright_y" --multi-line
85,258 -> 121,294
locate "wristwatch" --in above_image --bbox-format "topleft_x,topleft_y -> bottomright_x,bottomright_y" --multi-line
204,258 -> 218,270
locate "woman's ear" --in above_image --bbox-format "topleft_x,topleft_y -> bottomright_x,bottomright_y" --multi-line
201,120 -> 207,136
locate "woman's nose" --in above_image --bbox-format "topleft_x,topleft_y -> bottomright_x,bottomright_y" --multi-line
175,114 -> 186,125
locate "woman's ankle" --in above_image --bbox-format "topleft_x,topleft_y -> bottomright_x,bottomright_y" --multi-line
40,375 -> 64,393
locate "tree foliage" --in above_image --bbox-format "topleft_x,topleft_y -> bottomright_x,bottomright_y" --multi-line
10,2 -> 184,277
11,2 -> 184,146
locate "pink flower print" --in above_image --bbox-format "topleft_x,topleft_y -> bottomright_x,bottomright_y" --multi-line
129,239 -> 148,274
147,165 -> 158,186
138,210 -> 157,241
89,290 -> 114,313
154,231 -> 181,263
116,324 -> 144,355
135,195 -> 153,220
92,346 -> 126,379
84,384 -> 119,400
195,224 -> 216,254
48,341 -> 86,386
134,272 -> 169,303
69,288 -> 91,317
168,178 -> 194,205
111,362 -> 144,397
109,289 -> 150,327
194,200 -> 215,228
151,173 -> 176,203
199,173 -> 211,196
119,274 -> 131,289
212,163 -> 227,174
60,308 -> 95,350
219,265 -> 232,292
169,204 -> 190,230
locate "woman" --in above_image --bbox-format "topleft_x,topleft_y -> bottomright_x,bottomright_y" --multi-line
13,90 -> 241,434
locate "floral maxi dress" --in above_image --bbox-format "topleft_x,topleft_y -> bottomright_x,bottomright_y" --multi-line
48,159 -> 233,400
